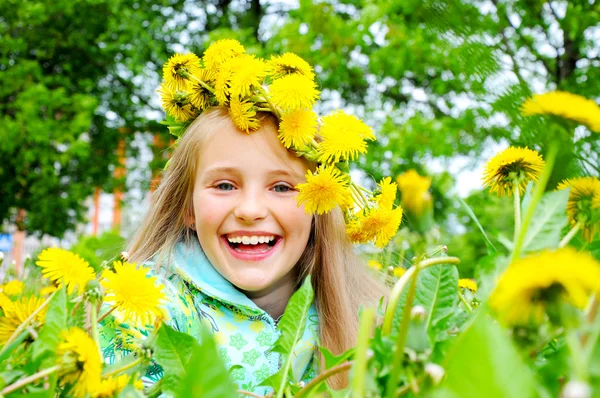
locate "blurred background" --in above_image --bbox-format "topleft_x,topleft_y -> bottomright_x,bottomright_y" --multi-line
1,0 -> 599,276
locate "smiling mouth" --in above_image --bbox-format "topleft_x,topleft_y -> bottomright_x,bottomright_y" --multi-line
224,236 -> 281,253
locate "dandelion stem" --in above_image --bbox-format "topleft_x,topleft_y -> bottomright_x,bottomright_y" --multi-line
90,303 -> 101,355
513,180 -> 521,246
103,357 -> 143,378
1,365 -> 60,395
0,290 -> 57,356
351,308 -> 375,397
350,183 -> 368,206
237,390 -> 264,398
295,361 -> 353,398
510,144 -> 558,263
382,257 -> 461,335
96,305 -> 118,325
559,221 -> 582,248
188,74 -> 215,94
257,86 -> 281,119
256,107 -> 273,112
458,291 -> 473,312
566,331 -> 588,381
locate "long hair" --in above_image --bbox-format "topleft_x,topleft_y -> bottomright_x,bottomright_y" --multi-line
127,107 -> 388,388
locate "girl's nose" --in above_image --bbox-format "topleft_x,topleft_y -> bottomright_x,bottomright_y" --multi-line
233,189 -> 268,222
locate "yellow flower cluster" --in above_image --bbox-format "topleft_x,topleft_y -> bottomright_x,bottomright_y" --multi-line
158,39 -> 403,248
557,176 -> 600,242
458,278 -> 477,293
482,146 -> 545,196
521,91 -> 600,133
490,248 -> 600,325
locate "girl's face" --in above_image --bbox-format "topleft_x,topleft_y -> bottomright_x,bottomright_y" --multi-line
191,118 -> 313,297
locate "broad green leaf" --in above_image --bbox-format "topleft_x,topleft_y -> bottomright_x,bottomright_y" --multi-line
153,324 -> 197,395
261,276 -> 314,397
521,189 -> 569,252
458,198 -> 497,253
176,325 -> 237,398
392,263 -> 459,341
434,308 -> 538,398
31,287 -> 67,363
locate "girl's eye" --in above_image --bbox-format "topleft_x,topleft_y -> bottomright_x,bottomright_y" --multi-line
273,184 -> 293,193
215,182 -> 235,191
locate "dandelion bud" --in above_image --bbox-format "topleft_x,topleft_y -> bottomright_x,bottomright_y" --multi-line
84,279 -> 103,304
424,363 -> 445,385
441,245 -> 448,253
387,266 -> 395,274
121,251 -> 129,261
411,305 -> 426,322
562,380 -> 591,398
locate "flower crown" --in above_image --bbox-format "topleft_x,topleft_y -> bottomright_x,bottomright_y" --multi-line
158,39 -> 403,248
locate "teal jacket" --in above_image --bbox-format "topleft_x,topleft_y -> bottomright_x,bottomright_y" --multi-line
100,239 -> 319,396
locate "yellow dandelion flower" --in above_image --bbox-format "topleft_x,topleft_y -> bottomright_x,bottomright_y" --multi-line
188,68 -> 214,111
278,109 -> 318,149
374,177 -> 398,210
296,165 -> 353,215
36,248 -> 95,295
203,39 -> 246,71
482,146 -> 545,196
158,82 -> 197,122
162,53 -> 202,90
214,60 -> 234,105
359,206 -> 404,248
57,328 -> 102,398
40,286 -> 57,296
134,379 -> 144,390
394,267 -> 406,278
521,91 -> 600,133
490,248 -> 600,325
101,261 -> 166,328
0,296 -> 47,345
229,96 -> 260,133
269,74 -> 319,111
396,170 -> 432,216
268,52 -> 315,80
318,110 -> 376,163
1,280 -> 24,296
0,293 -> 13,313
557,177 -> 600,242
229,54 -> 268,98
93,374 -> 130,398
368,260 -> 383,271
458,278 -> 478,293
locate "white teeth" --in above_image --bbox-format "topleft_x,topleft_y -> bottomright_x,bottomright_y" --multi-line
227,235 -> 276,245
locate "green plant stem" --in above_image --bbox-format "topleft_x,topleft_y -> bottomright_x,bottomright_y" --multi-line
256,107 -> 273,112
559,221 -> 583,248
457,291 -> 473,312
188,74 -> 215,94
350,183 -> 368,206
385,259 -> 421,398
382,257 -> 461,335
513,180 -> 521,246
237,390 -> 264,398
96,305 -> 118,325
510,144 -> 558,263
0,290 -> 57,356
566,331 -> 588,381
583,298 -> 600,364
352,308 -> 375,397
1,365 -> 60,395
102,357 -> 143,378
257,86 -> 281,119
295,361 -> 353,398
90,303 -> 101,355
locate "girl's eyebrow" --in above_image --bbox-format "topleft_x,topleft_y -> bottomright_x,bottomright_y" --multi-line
203,166 -> 302,180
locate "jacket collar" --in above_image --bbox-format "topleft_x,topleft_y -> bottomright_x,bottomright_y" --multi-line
171,239 -> 262,312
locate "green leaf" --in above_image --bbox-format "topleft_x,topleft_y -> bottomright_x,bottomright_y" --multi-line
434,308 -> 538,398
261,276 -> 314,397
31,288 -> 67,363
153,323 -> 197,395
176,325 -> 237,398
319,346 -> 354,369
458,198 -> 497,253
521,188 -> 569,252
392,262 -> 459,341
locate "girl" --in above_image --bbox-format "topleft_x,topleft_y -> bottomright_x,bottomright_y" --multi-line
104,41 -> 398,394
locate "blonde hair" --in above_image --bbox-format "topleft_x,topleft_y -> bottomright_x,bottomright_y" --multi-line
127,107 -> 388,388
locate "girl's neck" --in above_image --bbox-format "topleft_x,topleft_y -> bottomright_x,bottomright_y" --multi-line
239,271 -> 296,320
